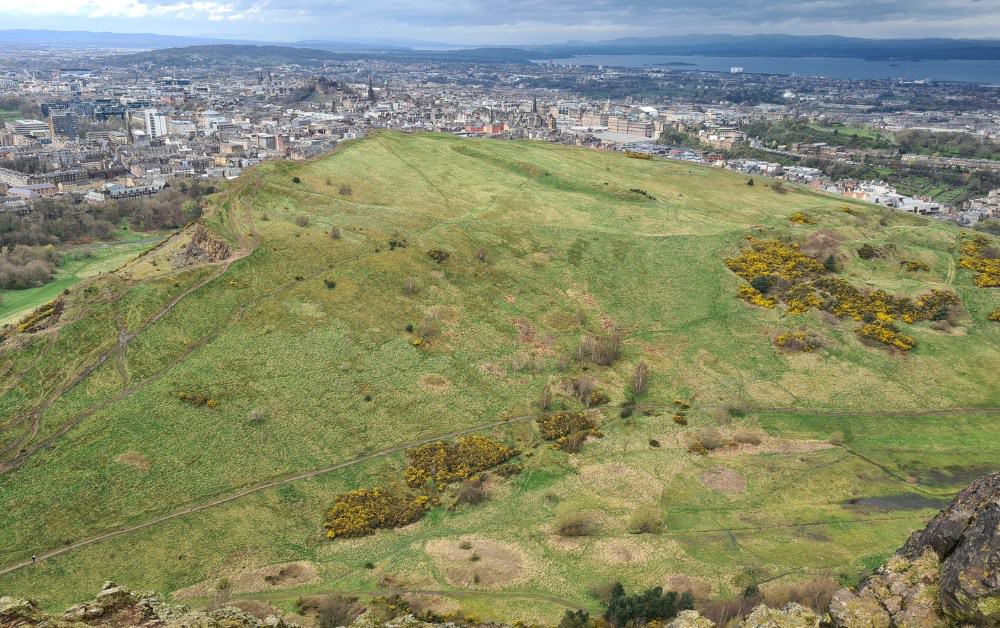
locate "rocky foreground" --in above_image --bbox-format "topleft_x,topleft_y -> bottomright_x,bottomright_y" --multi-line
2,473 -> 998,628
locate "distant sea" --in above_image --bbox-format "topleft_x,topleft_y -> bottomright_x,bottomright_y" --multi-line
535,54 -> 1000,85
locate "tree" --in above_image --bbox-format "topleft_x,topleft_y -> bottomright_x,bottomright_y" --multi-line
558,609 -> 590,628
631,362 -> 649,396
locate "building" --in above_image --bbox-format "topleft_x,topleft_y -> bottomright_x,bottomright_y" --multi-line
143,109 -> 168,139
48,111 -> 78,141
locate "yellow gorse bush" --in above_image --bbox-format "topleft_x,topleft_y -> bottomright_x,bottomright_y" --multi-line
403,436 -> 517,489
857,321 -> 915,351
324,488 -> 429,539
537,411 -> 596,441
726,238 -> 961,350
959,236 -> 1000,288
325,435 -> 517,540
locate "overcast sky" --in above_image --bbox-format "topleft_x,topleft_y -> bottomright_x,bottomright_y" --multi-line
1,0 -> 999,44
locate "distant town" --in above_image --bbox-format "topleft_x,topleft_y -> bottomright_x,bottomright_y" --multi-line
2,44 -> 998,227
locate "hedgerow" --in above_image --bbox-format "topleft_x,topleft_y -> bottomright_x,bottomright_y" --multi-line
403,436 -> 517,489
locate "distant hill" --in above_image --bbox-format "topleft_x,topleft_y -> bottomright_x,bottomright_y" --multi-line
543,34 -> 1000,61
109,44 -> 349,67
0,29 -> 244,49
109,44 -> 551,67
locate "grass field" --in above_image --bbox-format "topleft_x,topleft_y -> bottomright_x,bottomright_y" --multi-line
0,234 -> 165,326
0,132 -> 997,622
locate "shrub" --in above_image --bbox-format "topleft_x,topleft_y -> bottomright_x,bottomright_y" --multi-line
555,506 -> 597,537
475,247 -> 487,262
733,430 -> 762,445
901,259 -> 930,272
605,584 -> 690,627
672,411 -> 688,425
324,487 -> 429,539
773,330 -> 822,353
771,180 -> 787,194
248,409 -> 266,423
577,332 -> 622,365
561,431 -> 588,453
788,211 -> 815,224
587,389 -> 610,407
324,279 -> 336,289
403,277 -> 418,295
989,307 -> 1000,322
453,479 -> 488,507
649,439 -> 661,448
687,428 -> 725,454
558,609 -> 590,628
959,235 -> 1000,288
628,505 -> 663,534
338,183 -> 352,196
417,316 -> 441,341
294,215 -> 310,227
426,249 -> 450,263
538,411 -> 595,442
857,243 -> 880,260
317,595 -> 362,628
403,436 -> 517,489
857,320 -> 915,351
292,176 -> 301,184
329,226 -> 342,239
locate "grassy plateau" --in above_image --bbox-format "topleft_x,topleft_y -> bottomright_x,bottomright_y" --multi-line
0,132 -> 997,622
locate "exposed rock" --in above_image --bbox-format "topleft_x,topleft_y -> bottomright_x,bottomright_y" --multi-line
739,602 -> 820,628
832,471 -> 1000,627
173,224 -> 231,268
667,609 -> 716,628
2,585 -> 299,628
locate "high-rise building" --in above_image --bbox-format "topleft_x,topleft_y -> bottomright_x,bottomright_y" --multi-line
48,111 -> 78,141
143,109 -> 168,139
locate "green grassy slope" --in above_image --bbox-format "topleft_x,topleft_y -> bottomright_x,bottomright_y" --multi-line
0,132 -> 997,620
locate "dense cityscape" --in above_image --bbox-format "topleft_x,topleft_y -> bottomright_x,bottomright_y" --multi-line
3,45 -> 999,228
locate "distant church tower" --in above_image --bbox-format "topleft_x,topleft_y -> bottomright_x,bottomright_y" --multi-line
367,74 -> 377,103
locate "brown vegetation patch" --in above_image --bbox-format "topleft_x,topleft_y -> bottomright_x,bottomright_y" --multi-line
544,310 -> 579,331
699,467 -> 747,493
114,451 -> 150,471
424,537 -> 529,589
173,561 -> 319,599
591,538 -> 654,565
419,373 -> 451,392
666,575 -> 713,600
713,437 -> 834,457
577,463 -> 663,505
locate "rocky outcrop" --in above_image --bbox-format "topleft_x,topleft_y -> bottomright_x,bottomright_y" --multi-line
173,224 -> 231,268
738,603 -> 820,628
667,610 -> 716,628
0,581 -> 297,628
831,472 -> 1000,627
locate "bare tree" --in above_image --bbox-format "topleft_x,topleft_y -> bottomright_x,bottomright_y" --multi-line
631,362 -> 649,396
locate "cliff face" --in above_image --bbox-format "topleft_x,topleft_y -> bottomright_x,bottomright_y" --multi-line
0,581 -> 296,628
830,472 -> 1000,627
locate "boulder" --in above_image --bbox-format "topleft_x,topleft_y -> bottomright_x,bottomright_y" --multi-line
739,602 -> 820,628
667,609 -> 717,628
